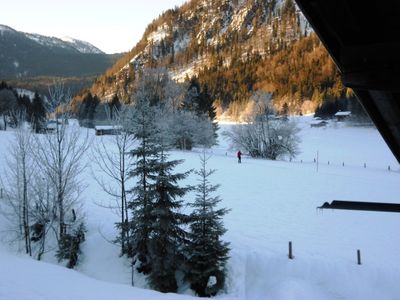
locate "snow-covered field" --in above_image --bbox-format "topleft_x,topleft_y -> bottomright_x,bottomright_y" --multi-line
1,116 -> 399,300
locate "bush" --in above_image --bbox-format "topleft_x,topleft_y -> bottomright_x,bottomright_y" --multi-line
56,223 -> 86,269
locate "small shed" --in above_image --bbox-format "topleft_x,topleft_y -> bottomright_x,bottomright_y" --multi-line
95,125 -> 122,136
43,120 -> 61,132
334,111 -> 351,121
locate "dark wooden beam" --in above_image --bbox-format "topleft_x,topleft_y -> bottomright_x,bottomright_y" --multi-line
319,200 -> 400,213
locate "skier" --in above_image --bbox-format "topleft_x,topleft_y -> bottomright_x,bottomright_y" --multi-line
237,150 -> 242,163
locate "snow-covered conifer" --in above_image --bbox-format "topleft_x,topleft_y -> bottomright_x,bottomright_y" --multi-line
127,96 -> 160,273
185,151 -> 230,297
147,144 -> 191,293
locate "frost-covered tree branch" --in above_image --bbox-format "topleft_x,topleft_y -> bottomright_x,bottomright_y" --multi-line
224,91 -> 301,160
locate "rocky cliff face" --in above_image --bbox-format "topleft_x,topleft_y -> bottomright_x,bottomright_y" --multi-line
88,0 -> 347,117
90,0 -> 307,98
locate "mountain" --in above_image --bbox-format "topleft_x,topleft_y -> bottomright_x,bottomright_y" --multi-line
59,36 -> 104,54
86,0 -> 352,117
23,33 -> 104,55
0,24 -> 120,79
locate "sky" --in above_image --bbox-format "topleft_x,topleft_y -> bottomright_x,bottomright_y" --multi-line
0,0 -> 188,54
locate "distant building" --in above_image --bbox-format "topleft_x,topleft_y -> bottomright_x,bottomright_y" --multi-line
334,111 -> 351,121
43,120 -> 60,132
94,125 -> 122,136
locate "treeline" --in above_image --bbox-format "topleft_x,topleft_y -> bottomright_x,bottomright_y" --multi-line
196,33 -> 353,116
8,76 -> 99,100
77,69 -> 219,147
0,81 -> 46,132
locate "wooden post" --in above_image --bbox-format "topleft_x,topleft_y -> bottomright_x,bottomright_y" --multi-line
288,241 -> 293,259
328,161 -> 330,165
131,261 -> 135,286
357,249 -> 361,265
388,165 -> 391,171
364,163 -> 366,168
342,162 -> 344,167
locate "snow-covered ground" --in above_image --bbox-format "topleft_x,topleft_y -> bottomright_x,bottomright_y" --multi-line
1,116 -> 399,300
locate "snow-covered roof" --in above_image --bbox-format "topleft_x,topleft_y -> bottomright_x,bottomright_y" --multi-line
46,121 -> 58,129
95,125 -> 122,130
335,111 -> 351,116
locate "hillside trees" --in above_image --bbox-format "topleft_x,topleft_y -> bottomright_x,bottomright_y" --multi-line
77,92 -> 100,128
128,69 -> 216,150
170,77 -> 217,150
84,0 -> 354,119
31,92 -> 46,133
0,81 -> 47,131
0,87 -> 18,130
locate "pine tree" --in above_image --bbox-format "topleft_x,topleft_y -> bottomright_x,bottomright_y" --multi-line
31,92 -> 46,133
77,92 -> 99,128
183,77 -> 200,111
127,100 -> 159,273
147,145 -> 191,293
199,84 -> 219,143
185,151 -> 230,297
108,94 -> 121,120
281,102 -> 289,120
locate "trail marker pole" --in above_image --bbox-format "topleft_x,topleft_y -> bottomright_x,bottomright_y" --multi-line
357,249 -> 361,265
131,262 -> 135,286
289,241 -> 294,259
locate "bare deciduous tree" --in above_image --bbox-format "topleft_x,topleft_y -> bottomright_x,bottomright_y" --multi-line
32,83 -> 90,241
92,106 -> 135,254
224,91 -> 301,160
0,123 -> 34,255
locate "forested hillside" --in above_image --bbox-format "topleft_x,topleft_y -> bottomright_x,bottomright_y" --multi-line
85,0 -> 356,118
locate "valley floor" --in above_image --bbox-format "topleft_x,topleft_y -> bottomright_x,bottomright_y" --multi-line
1,117 -> 399,300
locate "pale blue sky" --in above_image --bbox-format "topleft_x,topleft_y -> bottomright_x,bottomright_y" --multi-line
0,0 -> 187,53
